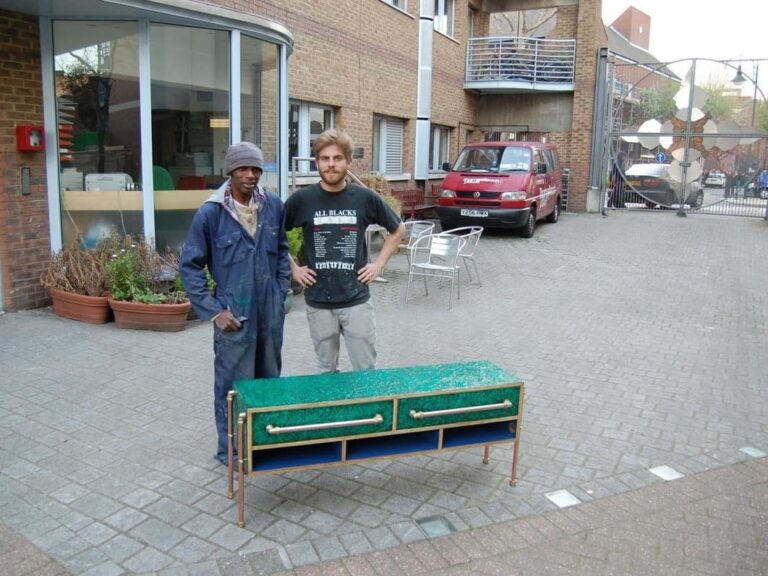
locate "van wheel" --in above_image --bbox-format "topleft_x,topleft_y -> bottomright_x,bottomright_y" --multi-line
546,200 -> 560,223
519,211 -> 536,238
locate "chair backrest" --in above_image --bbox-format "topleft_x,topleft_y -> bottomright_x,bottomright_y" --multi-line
402,220 -> 435,247
177,175 -> 207,190
443,226 -> 483,257
153,165 -> 175,191
425,233 -> 465,264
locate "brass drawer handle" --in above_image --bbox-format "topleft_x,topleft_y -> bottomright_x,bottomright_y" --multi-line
409,399 -> 512,420
266,414 -> 384,435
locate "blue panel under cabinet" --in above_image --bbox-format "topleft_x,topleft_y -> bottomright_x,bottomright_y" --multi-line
347,430 -> 439,460
250,442 -> 342,472
442,421 -> 516,448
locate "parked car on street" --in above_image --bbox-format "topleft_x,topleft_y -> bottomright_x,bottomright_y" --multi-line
704,171 -> 726,188
745,170 -> 768,199
620,163 -> 704,209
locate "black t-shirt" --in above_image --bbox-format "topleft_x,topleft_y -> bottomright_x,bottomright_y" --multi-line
284,183 -> 402,309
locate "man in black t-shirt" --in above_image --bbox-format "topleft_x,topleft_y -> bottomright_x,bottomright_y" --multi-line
285,129 -> 405,372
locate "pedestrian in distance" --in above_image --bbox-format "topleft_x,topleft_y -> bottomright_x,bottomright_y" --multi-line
180,141 -> 291,465
285,128 -> 406,373
608,151 -> 626,208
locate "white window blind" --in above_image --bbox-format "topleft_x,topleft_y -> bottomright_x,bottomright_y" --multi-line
384,118 -> 403,174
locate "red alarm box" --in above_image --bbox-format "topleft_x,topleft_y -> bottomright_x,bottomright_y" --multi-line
16,125 -> 45,152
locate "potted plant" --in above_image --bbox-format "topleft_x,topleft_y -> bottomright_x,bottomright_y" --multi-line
40,235 -> 119,324
358,173 -> 402,215
105,235 -> 191,332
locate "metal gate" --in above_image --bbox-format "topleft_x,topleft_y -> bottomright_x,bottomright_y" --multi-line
592,52 -> 768,218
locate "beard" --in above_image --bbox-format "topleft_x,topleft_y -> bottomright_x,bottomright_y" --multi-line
320,168 -> 346,188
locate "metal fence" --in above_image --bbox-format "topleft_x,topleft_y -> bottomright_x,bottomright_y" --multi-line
466,36 -> 576,85
600,55 -> 768,219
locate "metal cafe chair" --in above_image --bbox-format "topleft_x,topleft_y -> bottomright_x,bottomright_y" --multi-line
442,226 -> 484,286
405,232 -> 466,309
398,220 -> 435,265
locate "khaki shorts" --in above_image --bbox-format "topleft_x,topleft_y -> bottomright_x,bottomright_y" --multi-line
306,301 -> 376,372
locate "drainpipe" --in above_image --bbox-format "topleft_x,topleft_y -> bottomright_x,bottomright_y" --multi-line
413,0 -> 434,182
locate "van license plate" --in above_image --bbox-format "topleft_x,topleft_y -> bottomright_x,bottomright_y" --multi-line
460,209 -> 488,218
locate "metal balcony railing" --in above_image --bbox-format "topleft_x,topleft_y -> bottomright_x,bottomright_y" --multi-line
466,36 -> 576,89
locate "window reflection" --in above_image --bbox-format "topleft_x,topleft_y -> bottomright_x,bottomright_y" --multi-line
52,22 -> 282,252
151,24 -> 229,251
241,36 -> 279,193
54,21 -> 142,246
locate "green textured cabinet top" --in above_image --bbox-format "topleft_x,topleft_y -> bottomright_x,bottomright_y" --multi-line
234,360 -> 519,410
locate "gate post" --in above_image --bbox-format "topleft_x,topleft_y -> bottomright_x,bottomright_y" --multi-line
589,47 -> 610,212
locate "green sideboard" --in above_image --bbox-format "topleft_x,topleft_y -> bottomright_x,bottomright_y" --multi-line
227,360 -> 525,527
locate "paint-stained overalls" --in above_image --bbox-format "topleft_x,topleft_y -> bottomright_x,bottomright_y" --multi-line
180,182 -> 291,463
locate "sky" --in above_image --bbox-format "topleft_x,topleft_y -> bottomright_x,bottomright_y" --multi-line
601,0 -> 768,96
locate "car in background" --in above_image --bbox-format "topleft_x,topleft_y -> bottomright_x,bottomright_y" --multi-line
745,170 -> 768,199
704,171 -> 726,188
619,163 -> 704,209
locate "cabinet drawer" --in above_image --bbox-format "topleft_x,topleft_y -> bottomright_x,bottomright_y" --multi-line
249,400 -> 394,445
397,386 -> 520,430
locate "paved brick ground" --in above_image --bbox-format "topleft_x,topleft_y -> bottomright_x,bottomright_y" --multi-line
1,211 -> 766,575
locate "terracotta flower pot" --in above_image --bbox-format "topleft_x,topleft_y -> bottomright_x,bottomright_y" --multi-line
108,299 -> 191,332
49,287 -> 112,324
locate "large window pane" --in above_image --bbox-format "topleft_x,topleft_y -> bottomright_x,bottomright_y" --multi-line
151,24 -> 229,251
54,21 -> 142,247
241,36 -> 279,193
289,101 -> 333,174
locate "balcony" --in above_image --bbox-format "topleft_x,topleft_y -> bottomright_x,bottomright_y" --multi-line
465,36 -> 576,94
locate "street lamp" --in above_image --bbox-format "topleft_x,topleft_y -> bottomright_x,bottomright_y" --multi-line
731,62 -> 759,128
732,65 -> 747,85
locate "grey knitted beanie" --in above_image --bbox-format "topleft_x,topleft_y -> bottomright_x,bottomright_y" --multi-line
224,141 -> 263,174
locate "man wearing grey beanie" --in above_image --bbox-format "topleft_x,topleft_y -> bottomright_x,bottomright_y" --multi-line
180,141 -> 291,466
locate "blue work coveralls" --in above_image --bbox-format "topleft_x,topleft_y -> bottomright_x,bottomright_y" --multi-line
180,182 -> 291,463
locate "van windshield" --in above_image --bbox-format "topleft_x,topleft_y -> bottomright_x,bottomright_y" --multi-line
452,146 -> 531,173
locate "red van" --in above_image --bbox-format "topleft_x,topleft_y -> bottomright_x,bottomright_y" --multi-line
437,141 -> 562,237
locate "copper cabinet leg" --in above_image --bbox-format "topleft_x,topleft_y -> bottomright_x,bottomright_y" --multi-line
510,388 -> 524,486
237,413 -> 245,527
227,391 -> 234,499
510,436 -> 520,486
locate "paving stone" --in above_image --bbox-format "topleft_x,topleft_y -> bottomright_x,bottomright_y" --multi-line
2,215 -> 768,575
338,531 -> 374,555
210,522 -> 260,552
103,507 -> 148,532
98,534 -> 145,563
181,512 -> 227,539
284,540 -> 319,568
129,518 -> 187,552
169,535 -> 219,563
143,496 -> 199,525
312,535 -> 346,561
122,546 -> 175,573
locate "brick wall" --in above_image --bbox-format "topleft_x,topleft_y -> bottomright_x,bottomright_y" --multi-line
234,0 -> 477,181
0,0 -> 603,310
0,10 -> 49,312
568,0 -> 603,212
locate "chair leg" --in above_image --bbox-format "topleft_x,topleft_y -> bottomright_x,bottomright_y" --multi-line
463,259 -> 473,284
405,270 -> 413,302
472,259 -> 482,286
422,274 -> 428,296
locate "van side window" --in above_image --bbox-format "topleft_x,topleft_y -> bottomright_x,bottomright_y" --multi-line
543,148 -> 560,172
534,149 -> 547,173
